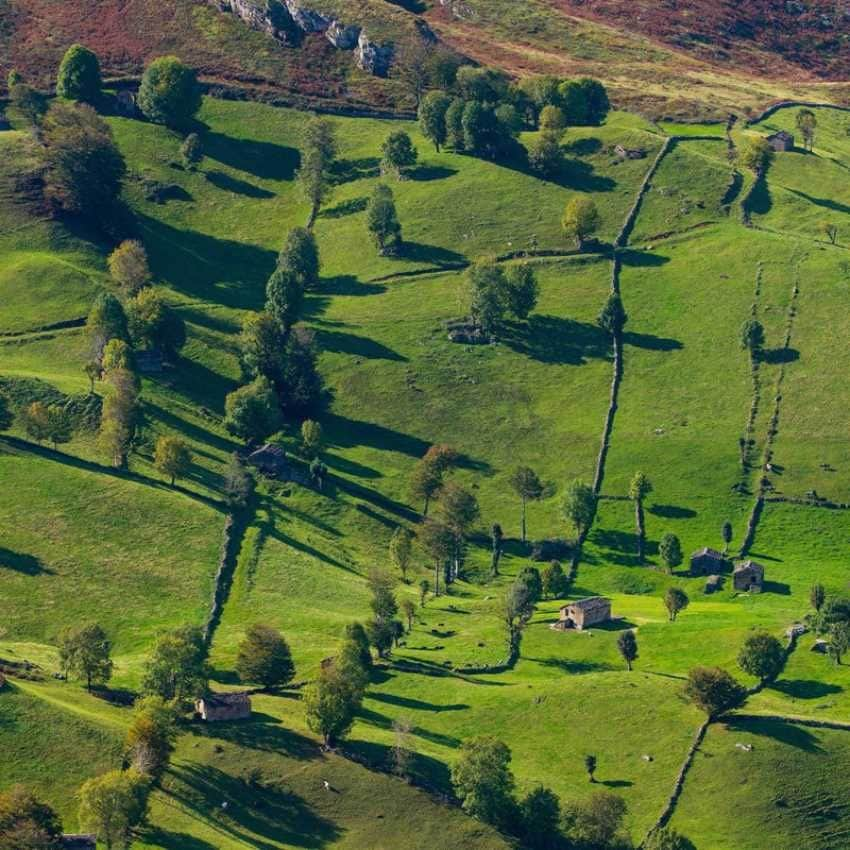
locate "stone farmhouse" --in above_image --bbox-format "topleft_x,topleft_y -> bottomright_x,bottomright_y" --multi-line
733,560 -> 765,593
195,691 -> 252,722
690,547 -> 726,577
767,130 -> 795,152
558,597 -> 612,630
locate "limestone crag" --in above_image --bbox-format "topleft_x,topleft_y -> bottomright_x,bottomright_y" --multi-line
214,0 -> 394,75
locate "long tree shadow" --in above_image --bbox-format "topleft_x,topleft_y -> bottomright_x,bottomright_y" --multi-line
0,547 -> 52,576
769,679 -> 843,700
409,164 -> 458,182
619,248 -> 671,268
140,828 -> 218,850
188,713 -> 317,759
748,172 -> 772,216
724,715 -> 822,752
314,328 -> 407,361
501,315 -> 612,365
397,241 -> 467,268
368,692 -> 470,713
205,170 -> 276,199
323,414 -> 430,458
589,527 -> 643,567
527,657 -> 615,674
318,197 -> 368,219
344,737 -> 453,793
138,213 -> 275,309
202,132 -> 300,181
166,761 -> 338,848
0,436 -> 226,512
649,504 -> 697,519
786,187 -> 850,216
622,331 -> 683,351
760,347 -> 800,364
331,157 -> 380,184
320,276 -> 388,297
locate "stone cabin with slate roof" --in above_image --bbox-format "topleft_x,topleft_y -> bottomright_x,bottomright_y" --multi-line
195,691 -> 252,722
558,597 -> 612,630
767,130 -> 795,152
734,560 -> 764,593
690,547 -> 726,577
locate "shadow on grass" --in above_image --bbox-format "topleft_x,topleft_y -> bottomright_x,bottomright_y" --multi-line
623,331 -> 683,351
189,712 -> 316,759
331,157 -> 380,184
649,504 -> 697,519
140,828 -> 218,850
725,714 -> 822,752
0,436 -> 226,512
203,132 -> 300,181
619,248 -> 671,268
786,187 -> 850,216
409,164 -> 458,182
760,347 -> 800,365
345,737 -> 454,793
318,197 -> 368,219
600,779 -> 634,788
323,414 -> 430,458
165,760 -> 337,848
527,657 -> 615,674
563,137 -> 603,156
761,580 -> 792,595
397,241 -> 467,268
0,547 -> 52,576
589,528 -> 642,566
314,328 -> 407,361
770,679 -> 843,700
368,691 -> 469,713
138,213 -> 274,310
501,315 -> 611,365
205,170 -> 275,199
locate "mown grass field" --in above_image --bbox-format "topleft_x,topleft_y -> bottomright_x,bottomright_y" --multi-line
3,100 -> 850,848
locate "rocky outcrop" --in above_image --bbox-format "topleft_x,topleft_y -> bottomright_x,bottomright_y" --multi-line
326,19 -> 361,50
355,32 -> 394,76
216,0 -> 298,42
213,0 -> 394,75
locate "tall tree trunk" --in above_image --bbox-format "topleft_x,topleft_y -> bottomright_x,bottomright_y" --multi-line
635,499 -> 645,564
434,561 -> 440,596
423,494 -> 430,517
521,496 -> 527,543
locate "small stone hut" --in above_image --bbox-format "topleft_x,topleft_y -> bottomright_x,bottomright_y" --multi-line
114,89 -> 137,116
704,574 -> 723,594
690,547 -> 726,577
767,130 -> 794,152
195,691 -> 252,722
614,144 -> 647,160
247,444 -> 288,477
733,560 -> 764,593
559,597 -> 612,630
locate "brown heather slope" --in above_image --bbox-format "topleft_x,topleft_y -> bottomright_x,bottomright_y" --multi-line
425,0 -> 850,117
0,0 -> 406,111
2,0 -> 850,117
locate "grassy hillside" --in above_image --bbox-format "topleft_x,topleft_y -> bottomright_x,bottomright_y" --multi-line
4,98 -> 850,849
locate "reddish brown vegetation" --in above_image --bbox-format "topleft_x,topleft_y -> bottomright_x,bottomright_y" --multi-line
552,0 -> 850,80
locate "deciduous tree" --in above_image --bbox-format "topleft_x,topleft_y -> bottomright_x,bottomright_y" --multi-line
684,666 -> 747,718
154,435 -> 192,486
279,226 -> 320,291
298,116 -> 338,228
664,587 -> 689,622
236,624 -> 295,690
738,630 -> 785,683
366,183 -> 402,255
389,526 -> 414,582
108,240 -> 151,296
598,292 -> 628,335
418,90 -> 451,151
659,532 -> 682,573
142,625 -> 209,705
617,629 -> 638,671
303,661 -> 363,747
78,769 -> 148,850
223,377 -> 282,444
520,785 -> 561,850
451,736 -> 516,828
381,130 -> 418,178
138,56 -> 202,128
56,44 -> 102,104
42,101 -> 126,220
562,196 -> 600,249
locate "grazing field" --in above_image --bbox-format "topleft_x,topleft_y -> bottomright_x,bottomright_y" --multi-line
4,96 -> 850,849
